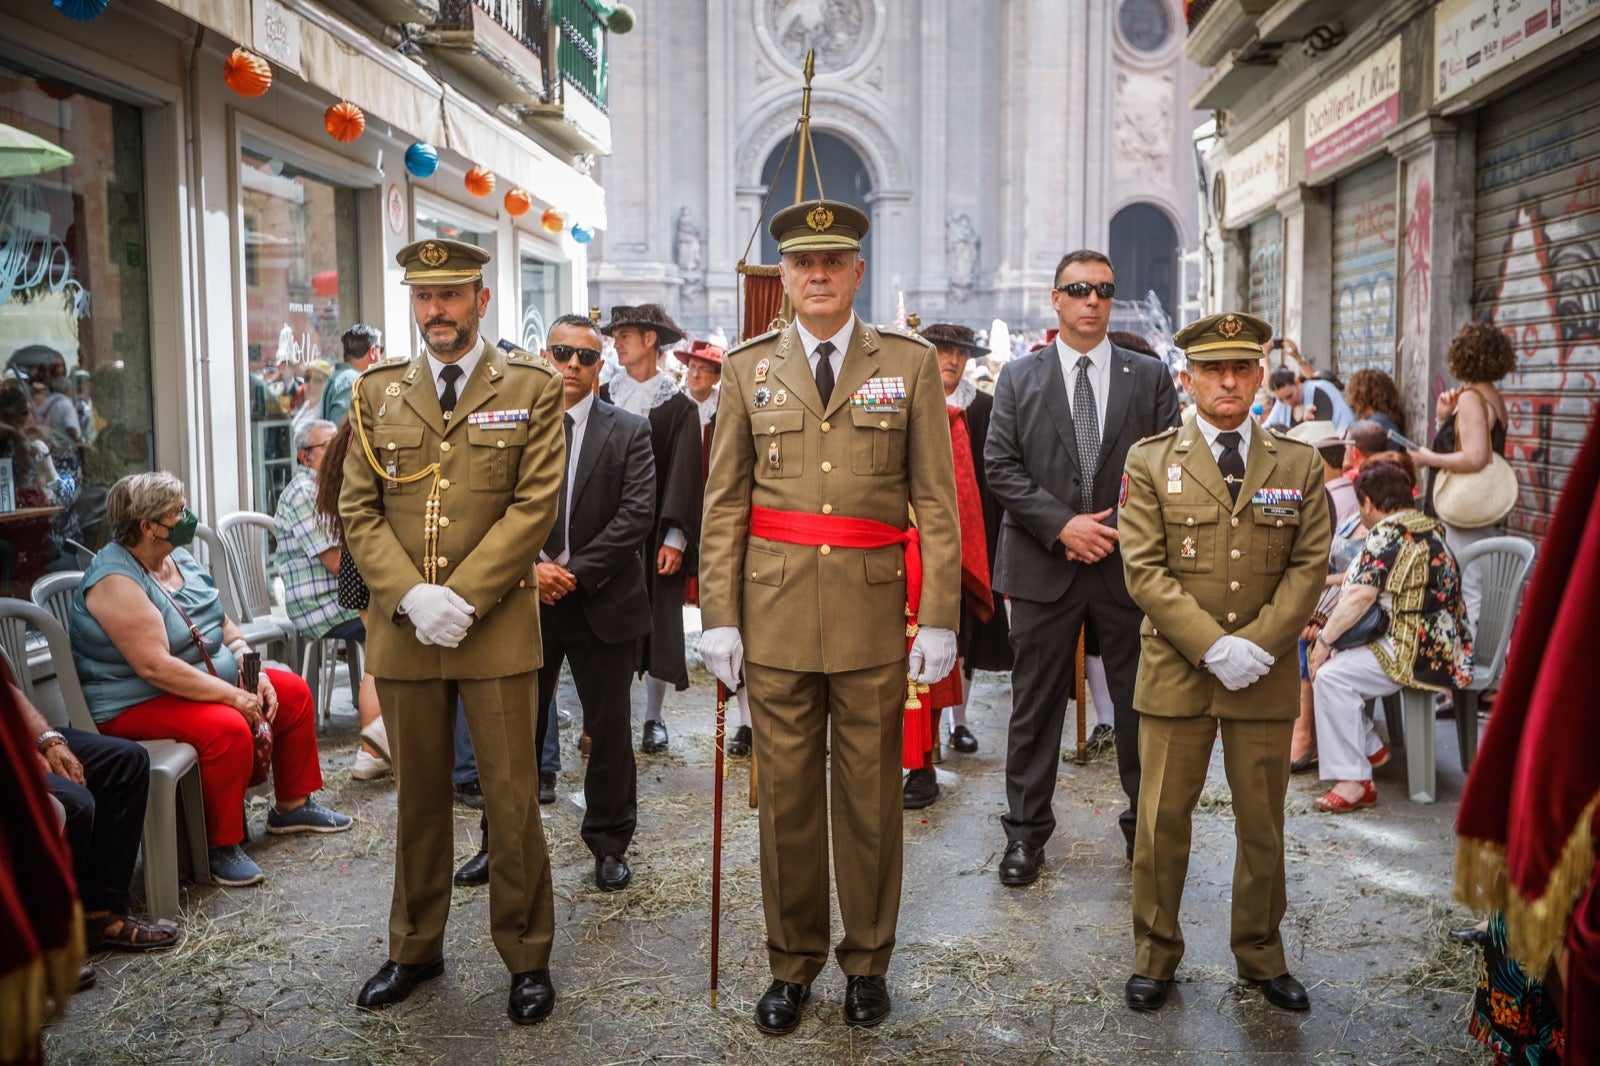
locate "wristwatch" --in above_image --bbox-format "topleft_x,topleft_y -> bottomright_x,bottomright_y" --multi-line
36,729 -> 66,754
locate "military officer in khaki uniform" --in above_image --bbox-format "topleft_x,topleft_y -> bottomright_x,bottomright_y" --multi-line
699,200 -> 961,1035
340,238 -> 566,1025
1117,312 -> 1330,1014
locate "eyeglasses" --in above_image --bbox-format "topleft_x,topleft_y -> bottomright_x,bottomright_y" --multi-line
1053,281 -> 1116,299
548,345 -> 603,367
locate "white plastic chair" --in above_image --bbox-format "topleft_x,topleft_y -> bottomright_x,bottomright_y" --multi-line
195,520 -> 294,662
301,634 -> 364,730
29,570 -> 84,633
216,511 -> 301,665
1451,535 -> 1536,769
0,599 -> 209,921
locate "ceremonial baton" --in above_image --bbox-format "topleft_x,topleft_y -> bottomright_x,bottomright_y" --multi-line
1073,630 -> 1088,765
711,680 -> 728,1006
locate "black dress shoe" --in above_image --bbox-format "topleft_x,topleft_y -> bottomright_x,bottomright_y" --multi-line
508,969 -> 555,1025
843,974 -> 891,1026
454,848 -> 489,887
595,852 -> 632,891
1289,749 -> 1319,774
454,779 -> 485,810
1087,722 -> 1115,755
998,841 -> 1044,886
1251,973 -> 1310,1011
538,771 -> 556,805
754,979 -> 809,1035
641,720 -> 669,753
949,724 -> 978,753
902,767 -> 939,809
726,725 -> 752,757
1124,974 -> 1170,1011
356,958 -> 444,1008
1450,925 -> 1490,948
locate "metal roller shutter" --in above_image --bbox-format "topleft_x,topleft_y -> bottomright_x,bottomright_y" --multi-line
1331,156 -> 1398,379
1247,217 -> 1283,337
1473,58 -> 1600,541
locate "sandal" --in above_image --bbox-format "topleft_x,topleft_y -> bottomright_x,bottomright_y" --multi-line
85,912 -> 180,953
1315,781 -> 1377,813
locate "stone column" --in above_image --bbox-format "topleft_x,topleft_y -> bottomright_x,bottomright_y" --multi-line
866,188 -> 913,324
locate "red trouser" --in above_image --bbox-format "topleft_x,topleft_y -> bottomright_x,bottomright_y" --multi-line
99,668 -> 322,847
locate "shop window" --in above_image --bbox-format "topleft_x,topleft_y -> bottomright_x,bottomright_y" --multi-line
241,149 -> 360,513
0,61 -> 152,599
519,253 -> 562,352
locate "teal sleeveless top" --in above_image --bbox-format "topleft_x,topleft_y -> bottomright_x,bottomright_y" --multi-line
70,543 -> 240,722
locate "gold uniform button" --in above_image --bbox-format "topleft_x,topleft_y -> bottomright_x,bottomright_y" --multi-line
440,441 -> 451,452
822,504 -> 833,514
1230,549 -> 1241,560
496,440 -> 506,449
1227,612 -> 1238,623
820,421 -> 831,432
879,420 -> 888,429
768,425 -> 777,435
1275,519 -> 1284,528
439,516 -> 450,527
518,578 -> 527,588
437,556 -> 450,568
387,441 -> 397,451
439,478 -> 451,490
896,569 -> 903,577
820,544 -> 832,555
1231,516 -> 1240,527
1229,580 -> 1240,591
1185,517 -> 1195,526
821,461 -> 832,473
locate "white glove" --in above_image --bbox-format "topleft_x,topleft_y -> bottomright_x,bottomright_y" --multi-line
1203,634 -> 1275,691
699,626 -> 745,690
399,584 -> 475,648
908,625 -> 958,684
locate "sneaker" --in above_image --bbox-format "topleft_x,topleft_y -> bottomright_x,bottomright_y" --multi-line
209,844 -> 265,886
266,798 -> 354,835
351,749 -> 392,781
360,717 -> 391,762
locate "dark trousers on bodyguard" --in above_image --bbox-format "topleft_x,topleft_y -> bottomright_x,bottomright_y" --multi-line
743,659 -> 906,984
1003,563 -> 1142,849
1132,714 -> 1293,981
377,674 -> 554,973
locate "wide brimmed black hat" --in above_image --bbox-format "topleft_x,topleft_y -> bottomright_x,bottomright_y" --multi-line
600,304 -> 685,346
920,323 -> 988,357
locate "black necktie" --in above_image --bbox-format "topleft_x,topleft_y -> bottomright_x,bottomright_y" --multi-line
1071,355 -> 1100,510
814,341 -> 836,406
549,413 -> 574,557
1217,430 -> 1245,502
438,364 -> 464,416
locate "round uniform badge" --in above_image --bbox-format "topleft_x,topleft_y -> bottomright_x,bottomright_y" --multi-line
754,386 -> 771,408
774,389 -> 787,406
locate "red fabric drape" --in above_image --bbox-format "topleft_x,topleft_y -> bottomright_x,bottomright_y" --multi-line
0,657 -> 83,1064
1456,407 -> 1600,1061
741,272 -> 784,341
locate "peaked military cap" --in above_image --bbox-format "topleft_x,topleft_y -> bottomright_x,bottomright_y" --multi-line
1173,311 -> 1272,360
395,238 -> 490,285
769,199 -> 869,254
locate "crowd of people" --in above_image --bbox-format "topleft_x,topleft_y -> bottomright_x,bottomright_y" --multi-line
6,204 -> 1583,1062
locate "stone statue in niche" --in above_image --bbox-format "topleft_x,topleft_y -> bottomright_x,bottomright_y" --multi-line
946,212 -> 980,292
675,207 -> 706,294
767,0 -> 870,71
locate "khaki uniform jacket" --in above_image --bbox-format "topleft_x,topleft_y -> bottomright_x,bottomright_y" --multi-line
1119,412 -> 1330,720
700,317 -> 961,673
339,342 -> 566,680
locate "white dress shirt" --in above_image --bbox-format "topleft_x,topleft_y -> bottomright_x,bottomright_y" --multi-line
1056,335 -> 1112,431
425,336 -> 485,405
796,315 -> 855,381
1193,412 -> 1254,465
542,390 -> 595,567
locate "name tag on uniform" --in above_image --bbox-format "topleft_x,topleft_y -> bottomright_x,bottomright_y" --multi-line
1261,506 -> 1297,517
468,409 -> 529,429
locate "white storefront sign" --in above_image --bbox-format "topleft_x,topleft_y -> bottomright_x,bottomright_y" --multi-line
253,0 -> 303,76
1435,0 -> 1600,102
1222,120 -> 1292,228
1305,36 -> 1402,179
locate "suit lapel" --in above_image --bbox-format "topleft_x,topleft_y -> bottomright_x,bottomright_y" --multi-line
824,318 -> 880,419
570,401 -> 614,510
1096,347 -> 1135,475
1235,428 -> 1281,517
449,344 -> 504,433
1177,413 -> 1233,509
1039,348 -> 1083,475
399,357 -> 447,438
770,324 -> 825,416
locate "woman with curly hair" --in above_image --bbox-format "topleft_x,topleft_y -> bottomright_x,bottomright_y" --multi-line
1411,319 -> 1515,628
1344,368 -> 1407,450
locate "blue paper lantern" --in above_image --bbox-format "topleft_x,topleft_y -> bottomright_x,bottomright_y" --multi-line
404,142 -> 439,179
54,0 -> 110,19
570,224 -> 594,244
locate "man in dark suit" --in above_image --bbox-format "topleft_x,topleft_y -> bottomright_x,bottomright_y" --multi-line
985,249 -> 1182,882
532,313 -> 656,890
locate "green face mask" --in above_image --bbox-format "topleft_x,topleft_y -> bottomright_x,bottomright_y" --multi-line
160,508 -> 199,549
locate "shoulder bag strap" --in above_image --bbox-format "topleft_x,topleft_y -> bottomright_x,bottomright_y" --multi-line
147,572 -> 220,679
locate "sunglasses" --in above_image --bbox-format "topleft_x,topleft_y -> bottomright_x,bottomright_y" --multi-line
1054,281 -> 1116,299
548,345 -> 603,367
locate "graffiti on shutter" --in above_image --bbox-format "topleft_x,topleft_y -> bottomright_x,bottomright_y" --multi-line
1331,156 -> 1398,379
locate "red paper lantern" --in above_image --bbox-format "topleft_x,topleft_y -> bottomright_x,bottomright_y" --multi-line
504,188 -> 533,217
224,48 -> 272,98
324,101 -> 365,143
465,166 -> 496,198
540,208 -> 563,234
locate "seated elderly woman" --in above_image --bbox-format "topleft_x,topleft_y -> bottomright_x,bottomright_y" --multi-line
68,471 -> 351,886
1306,460 -> 1473,812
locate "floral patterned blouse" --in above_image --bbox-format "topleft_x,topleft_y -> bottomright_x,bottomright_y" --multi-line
1344,509 -> 1473,691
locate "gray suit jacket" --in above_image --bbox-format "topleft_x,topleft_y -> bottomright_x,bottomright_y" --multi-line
985,341 -> 1181,605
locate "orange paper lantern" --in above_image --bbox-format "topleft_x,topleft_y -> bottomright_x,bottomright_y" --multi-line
465,166 -> 496,198
540,208 -> 564,233
324,101 -> 365,143
504,188 -> 533,217
224,48 -> 272,98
